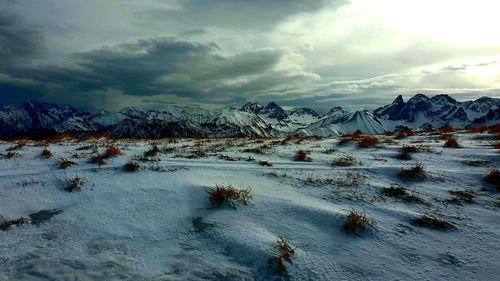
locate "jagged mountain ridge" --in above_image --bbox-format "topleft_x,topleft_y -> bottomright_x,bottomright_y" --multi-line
0,94 -> 499,139
373,94 -> 500,130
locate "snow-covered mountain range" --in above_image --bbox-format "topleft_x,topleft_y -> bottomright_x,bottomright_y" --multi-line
0,94 -> 498,138
373,94 -> 500,130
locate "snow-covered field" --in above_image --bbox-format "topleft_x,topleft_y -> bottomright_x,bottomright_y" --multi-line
0,131 -> 499,280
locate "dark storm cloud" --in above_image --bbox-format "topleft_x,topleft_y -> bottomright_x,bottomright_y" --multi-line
2,36 -> 317,110
0,10 -> 45,66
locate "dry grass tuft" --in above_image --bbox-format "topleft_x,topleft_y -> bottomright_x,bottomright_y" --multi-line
6,143 -> 26,152
447,189 -> 476,205
343,210 -> 375,233
90,154 -> 107,166
485,168 -> 500,189
357,136 -> 380,148
323,147 -> 336,154
382,185 -> 409,197
0,215 -> 28,231
59,158 -> 77,169
382,185 -> 428,205
401,145 -> 418,153
395,130 -> 414,139
124,161 -> 140,172
105,146 -> 121,157
267,235 -> 296,275
412,213 -> 455,230
206,185 -> 252,208
259,160 -> 273,167
329,155 -> 358,167
444,137 -> 461,148
144,145 -> 160,158
242,144 -> 271,154
65,175 -> 84,192
2,151 -> 21,159
293,150 -> 312,162
397,151 -> 412,160
338,130 -> 363,145
41,148 -> 53,158
398,164 -> 425,180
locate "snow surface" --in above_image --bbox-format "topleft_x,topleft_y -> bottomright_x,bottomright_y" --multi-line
0,132 -> 499,280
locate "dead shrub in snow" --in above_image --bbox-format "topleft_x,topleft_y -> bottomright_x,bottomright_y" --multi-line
259,160 -> 273,167
401,145 -> 418,153
65,175 -> 84,192
242,144 -> 271,154
267,235 -> 296,275
293,150 -> 311,162
334,171 -> 366,187
90,154 -> 107,166
143,145 -> 160,158
41,148 -> 53,158
0,215 -> 28,231
59,158 -> 77,169
485,168 -> 500,189
76,144 -> 95,151
206,185 -> 252,208
444,137 -> 461,148
382,185 -> 428,205
338,130 -> 363,145
2,151 -> 21,159
6,142 -> 26,151
398,163 -> 426,180
412,213 -> 455,230
357,136 -> 380,148
329,155 -> 359,167
395,130 -> 414,139
343,210 -> 375,234
446,189 -> 476,205
323,147 -> 336,154
124,161 -> 140,172
397,151 -> 412,160
105,146 -> 121,157
382,185 -> 409,197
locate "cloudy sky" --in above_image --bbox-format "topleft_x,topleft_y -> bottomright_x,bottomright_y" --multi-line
1,0 -> 500,112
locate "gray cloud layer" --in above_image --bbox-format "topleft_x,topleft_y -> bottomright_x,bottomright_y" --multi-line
1,0 -> 499,112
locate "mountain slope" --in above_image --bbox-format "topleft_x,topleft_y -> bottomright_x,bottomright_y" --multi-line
297,110 -> 386,136
0,101 -> 97,138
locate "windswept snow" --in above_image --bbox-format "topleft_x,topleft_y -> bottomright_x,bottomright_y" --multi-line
0,131 -> 499,280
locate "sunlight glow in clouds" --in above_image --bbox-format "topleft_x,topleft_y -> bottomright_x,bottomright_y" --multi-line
0,0 -> 499,111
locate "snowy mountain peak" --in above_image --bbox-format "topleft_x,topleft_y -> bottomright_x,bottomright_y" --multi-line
430,94 -> 457,104
289,107 -> 320,118
326,106 -> 346,116
261,101 -> 288,121
393,95 -> 404,104
240,102 -> 263,114
408,93 -> 430,103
